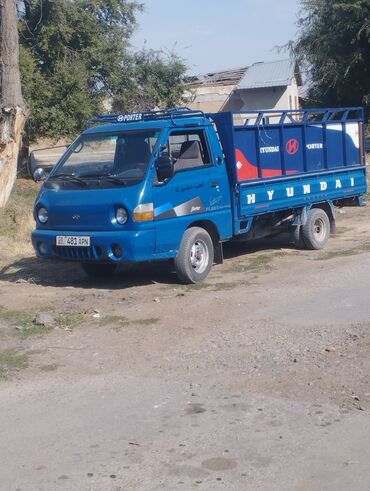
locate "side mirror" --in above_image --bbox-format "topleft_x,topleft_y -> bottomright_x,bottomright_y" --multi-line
33,167 -> 46,182
157,154 -> 174,181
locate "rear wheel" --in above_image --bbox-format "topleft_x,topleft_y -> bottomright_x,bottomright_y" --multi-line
301,208 -> 330,250
174,227 -> 214,284
80,262 -> 117,278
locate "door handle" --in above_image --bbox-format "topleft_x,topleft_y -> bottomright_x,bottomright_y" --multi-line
210,181 -> 219,188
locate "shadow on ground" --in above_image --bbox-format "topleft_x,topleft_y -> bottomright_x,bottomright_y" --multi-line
0,257 -> 178,289
0,234 -> 297,289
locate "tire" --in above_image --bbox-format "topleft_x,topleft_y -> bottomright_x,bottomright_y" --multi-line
81,262 -> 117,278
301,208 -> 330,250
174,227 -> 214,284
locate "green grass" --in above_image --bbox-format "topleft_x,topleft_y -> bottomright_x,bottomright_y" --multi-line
0,308 -> 36,338
316,249 -> 359,260
130,317 -> 160,326
56,313 -> 86,330
0,350 -> 28,379
0,308 -> 52,338
0,305 -> 158,336
19,324 -> 53,338
99,315 -> 128,327
0,309 -> 35,328
316,242 -> 370,261
184,282 -> 211,291
0,308 -> 86,336
225,251 -> 287,274
39,363 -> 58,372
248,253 -> 277,270
162,279 -> 250,293
212,281 -> 240,291
187,281 -> 244,291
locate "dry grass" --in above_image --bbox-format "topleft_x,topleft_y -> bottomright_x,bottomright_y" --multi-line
0,179 -> 40,257
316,242 -> 370,261
98,315 -> 160,330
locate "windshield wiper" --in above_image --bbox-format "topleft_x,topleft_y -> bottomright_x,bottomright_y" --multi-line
104,174 -> 129,185
52,173 -> 88,187
81,173 -> 129,185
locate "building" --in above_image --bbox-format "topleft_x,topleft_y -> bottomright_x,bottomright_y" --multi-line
186,59 -> 301,113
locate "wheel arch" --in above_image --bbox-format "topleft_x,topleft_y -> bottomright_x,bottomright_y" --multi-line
186,219 -> 223,264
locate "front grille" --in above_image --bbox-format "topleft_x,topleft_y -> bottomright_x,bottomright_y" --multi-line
53,245 -> 102,260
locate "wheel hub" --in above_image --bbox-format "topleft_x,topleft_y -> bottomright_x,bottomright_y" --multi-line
190,240 -> 209,274
314,217 -> 326,241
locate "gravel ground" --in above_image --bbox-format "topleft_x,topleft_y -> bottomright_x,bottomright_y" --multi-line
0,202 -> 370,490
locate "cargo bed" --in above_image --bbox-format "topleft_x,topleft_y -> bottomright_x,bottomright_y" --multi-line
212,108 -> 366,229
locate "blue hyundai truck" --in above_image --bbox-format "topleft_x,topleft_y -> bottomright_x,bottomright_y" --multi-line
32,107 -> 367,283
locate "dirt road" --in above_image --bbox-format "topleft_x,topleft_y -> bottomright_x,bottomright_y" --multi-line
1,203 -> 370,490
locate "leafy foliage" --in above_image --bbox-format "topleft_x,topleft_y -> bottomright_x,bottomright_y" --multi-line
292,0 -> 370,120
17,1 -> 187,142
113,49 -> 187,112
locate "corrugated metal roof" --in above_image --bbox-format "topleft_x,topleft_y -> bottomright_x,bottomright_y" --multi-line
237,59 -> 295,89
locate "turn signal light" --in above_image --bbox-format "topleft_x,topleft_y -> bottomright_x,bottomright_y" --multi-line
133,203 -> 154,222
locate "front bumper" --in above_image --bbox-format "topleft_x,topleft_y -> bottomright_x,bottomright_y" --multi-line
32,229 -> 155,263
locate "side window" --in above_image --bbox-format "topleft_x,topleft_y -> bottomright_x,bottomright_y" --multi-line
169,130 -> 211,172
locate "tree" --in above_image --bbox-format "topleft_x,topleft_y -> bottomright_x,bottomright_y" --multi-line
18,0 -> 141,141
18,1 -> 187,143
292,0 -> 370,120
112,48 -> 187,112
0,0 -> 27,207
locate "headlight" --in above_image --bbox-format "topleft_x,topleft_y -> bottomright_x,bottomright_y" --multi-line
38,207 -> 48,224
116,207 -> 128,225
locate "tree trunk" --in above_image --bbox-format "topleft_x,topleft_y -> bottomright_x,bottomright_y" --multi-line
0,0 -> 27,207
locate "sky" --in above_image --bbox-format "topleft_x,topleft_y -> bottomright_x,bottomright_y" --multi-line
131,0 -> 301,75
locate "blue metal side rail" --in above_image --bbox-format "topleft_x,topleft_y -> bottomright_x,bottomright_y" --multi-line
231,107 -> 364,126
237,167 -> 366,218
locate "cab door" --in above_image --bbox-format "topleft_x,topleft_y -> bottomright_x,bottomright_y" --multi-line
152,126 -> 231,254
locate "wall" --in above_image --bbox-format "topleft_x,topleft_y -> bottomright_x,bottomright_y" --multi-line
185,85 -> 239,113
239,79 -> 299,111
186,78 -> 300,113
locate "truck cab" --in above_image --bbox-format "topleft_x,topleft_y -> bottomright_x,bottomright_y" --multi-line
32,109 -> 232,282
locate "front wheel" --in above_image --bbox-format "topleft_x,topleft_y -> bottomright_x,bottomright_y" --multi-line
301,208 -> 331,250
80,262 -> 117,278
174,227 -> 214,284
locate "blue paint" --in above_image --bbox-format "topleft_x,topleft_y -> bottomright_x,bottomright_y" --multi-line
238,168 -> 366,218
32,107 -> 367,268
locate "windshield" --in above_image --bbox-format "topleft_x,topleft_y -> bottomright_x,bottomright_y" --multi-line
51,129 -> 160,186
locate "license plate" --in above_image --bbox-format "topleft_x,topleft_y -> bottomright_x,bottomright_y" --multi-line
56,235 -> 91,247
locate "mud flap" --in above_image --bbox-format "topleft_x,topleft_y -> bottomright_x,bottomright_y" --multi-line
293,202 -> 336,235
214,241 -> 224,264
